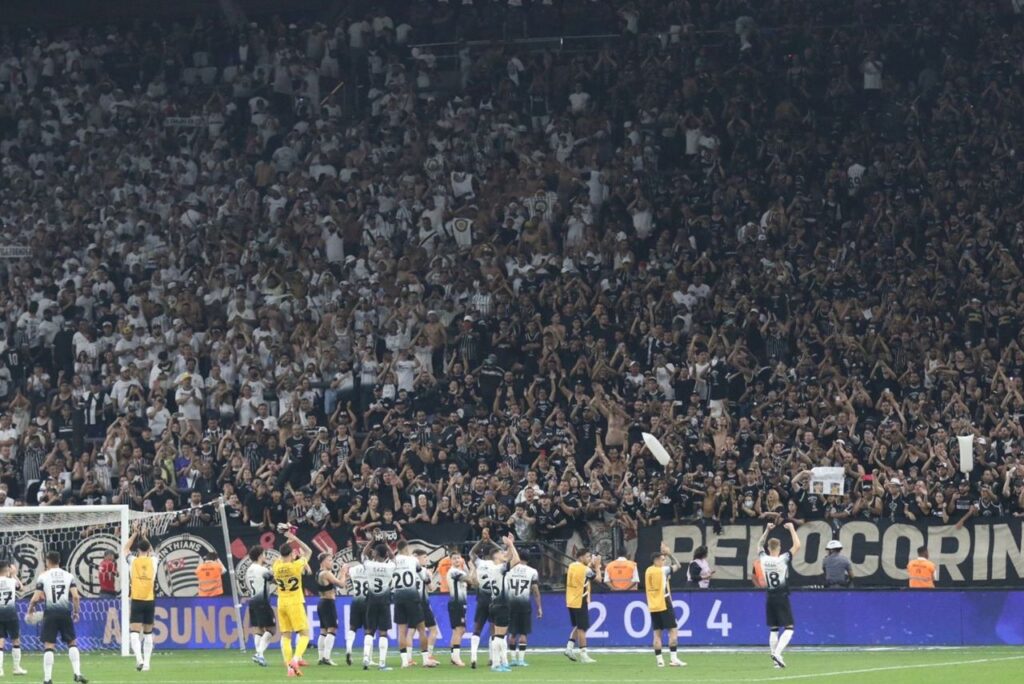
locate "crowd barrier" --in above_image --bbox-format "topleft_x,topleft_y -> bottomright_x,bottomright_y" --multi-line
17,590 -> 1024,650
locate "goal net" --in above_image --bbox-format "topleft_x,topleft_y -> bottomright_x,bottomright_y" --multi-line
0,502 -> 240,655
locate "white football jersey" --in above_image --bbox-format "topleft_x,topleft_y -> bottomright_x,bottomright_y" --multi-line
447,566 -> 469,604
347,564 -> 369,600
392,555 -> 420,602
476,559 -> 509,601
245,563 -> 274,602
504,564 -> 538,606
759,552 -> 792,594
363,560 -> 395,598
0,576 -> 19,617
36,568 -> 76,614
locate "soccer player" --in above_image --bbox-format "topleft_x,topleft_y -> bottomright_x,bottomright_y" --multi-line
645,543 -> 686,668
124,524 -> 157,672
444,552 -> 472,667
361,542 -> 395,671
505,558 -> 541,667
565,548 -> 599,663
466,538 -> 493,669
482,535 -> 520,673
314,553 -> 345,666
412,550 -> 441,667
392,541 -> 433,668
27,551 -> 88,684
338,560 -> 368,666
244,546 -> 275,667
0,561 -> 27,676
758,521 -> 801,668
272,529 -> 314,677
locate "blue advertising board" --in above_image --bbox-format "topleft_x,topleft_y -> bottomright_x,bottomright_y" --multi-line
18,590 -> 1024,651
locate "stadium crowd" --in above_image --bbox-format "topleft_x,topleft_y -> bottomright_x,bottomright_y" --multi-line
1,0 -> 1024,563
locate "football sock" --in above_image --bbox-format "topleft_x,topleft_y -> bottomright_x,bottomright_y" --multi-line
294,634 -> 309,662
345,629 -> 355,654
282,636 -> 294,665
469,634 -> 480,662
259,631 -> 273,657
324,633 -> 335,660
130,631 -> 142,664
68,646 -> 82,676
777,628 -> 793,655
769,630 -> 779,654
143,633 -> 154,667
43,650 -> 54,681
377,636 -> 388,667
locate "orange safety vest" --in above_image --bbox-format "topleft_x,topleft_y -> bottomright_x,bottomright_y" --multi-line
752,558 -> 766,588
195,561 -> 224,597
907,558 -> 936,588
604,559 -> 638,590
437,556 -> 453,594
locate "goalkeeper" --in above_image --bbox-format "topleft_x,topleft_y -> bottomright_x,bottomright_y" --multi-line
124,523 -> 157,672
273,529 -> 313,677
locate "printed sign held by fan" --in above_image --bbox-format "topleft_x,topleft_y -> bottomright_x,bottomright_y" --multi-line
642,432 -> 673,466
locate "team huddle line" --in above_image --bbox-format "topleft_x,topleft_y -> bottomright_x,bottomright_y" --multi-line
0,522 -> 800,679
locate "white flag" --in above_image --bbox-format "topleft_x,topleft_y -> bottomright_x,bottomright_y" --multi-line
957,435 -> 974,473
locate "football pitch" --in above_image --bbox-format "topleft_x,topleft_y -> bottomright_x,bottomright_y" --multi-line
17,647 -> 1023,683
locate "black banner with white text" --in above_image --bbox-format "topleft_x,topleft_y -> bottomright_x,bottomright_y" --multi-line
638,519 -> 1024,587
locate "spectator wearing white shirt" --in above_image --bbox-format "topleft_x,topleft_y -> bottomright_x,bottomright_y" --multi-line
174,374 -> 204,434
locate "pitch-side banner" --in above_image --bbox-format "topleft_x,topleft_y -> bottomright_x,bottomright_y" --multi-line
13,522 -> 474,601
638,520 -> 1024,587
14,591 -> 1024,650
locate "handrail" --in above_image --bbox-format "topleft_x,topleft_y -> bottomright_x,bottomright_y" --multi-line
410,33 -> 620,51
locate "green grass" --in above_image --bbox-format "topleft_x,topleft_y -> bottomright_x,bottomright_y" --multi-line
15,648 -> 1024,683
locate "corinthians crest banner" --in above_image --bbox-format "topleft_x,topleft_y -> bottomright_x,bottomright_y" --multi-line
3,522 -> 475,600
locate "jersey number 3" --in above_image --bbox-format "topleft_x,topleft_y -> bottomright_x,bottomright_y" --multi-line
275,577 -> 300,592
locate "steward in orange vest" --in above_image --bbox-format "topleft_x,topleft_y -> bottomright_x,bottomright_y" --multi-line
907,546 -> 936,589
195,552 -> 226,597
603,556 -> 639,590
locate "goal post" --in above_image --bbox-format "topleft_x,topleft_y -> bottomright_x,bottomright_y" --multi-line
217,498 -> 246,652
0,505 -> 131,656
0,500 -> 244,654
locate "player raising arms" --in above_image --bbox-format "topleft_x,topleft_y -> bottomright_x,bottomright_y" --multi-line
272,529 -> 314,677
0,561 -> 27,676
466,536 -> 493,670
758,522 -> 801,668
361,542 -> 396,671
505,557 -> 541,667
244,546 -> 275,667
392,541 -> 435,668
124,523 -> 158,672
338,559 -> 368,666
645,543 -> 686,668
565,548 -> 600,664
412,550 -> 441,667
314,553 -> 345,666
27,552 -> 87,684
444,551 -> 472,667
481,535 -> 520,673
